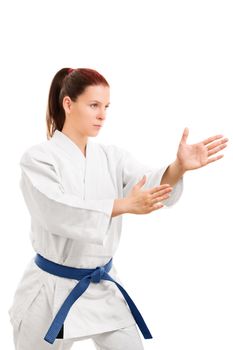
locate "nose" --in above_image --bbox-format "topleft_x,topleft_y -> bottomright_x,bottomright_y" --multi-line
97,109 -> 107,121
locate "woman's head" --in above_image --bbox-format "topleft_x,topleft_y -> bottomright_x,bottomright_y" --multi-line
46,68 -> 110,139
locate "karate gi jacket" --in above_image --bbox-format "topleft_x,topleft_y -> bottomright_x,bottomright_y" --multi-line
8,130 -> 183,339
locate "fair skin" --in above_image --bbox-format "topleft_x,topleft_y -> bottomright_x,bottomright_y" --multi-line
160,127 -> 228,186
62,85 -> 110,156
62,84 -> 229,217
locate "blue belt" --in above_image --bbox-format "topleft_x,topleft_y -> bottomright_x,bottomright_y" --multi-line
34,253 -> 153,344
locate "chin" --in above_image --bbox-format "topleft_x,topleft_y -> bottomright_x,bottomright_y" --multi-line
88,131 -> 99,137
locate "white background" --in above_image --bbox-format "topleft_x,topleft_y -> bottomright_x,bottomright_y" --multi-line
1,0 -> 232,349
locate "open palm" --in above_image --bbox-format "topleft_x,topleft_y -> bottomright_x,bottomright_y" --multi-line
176,128 -> 228,171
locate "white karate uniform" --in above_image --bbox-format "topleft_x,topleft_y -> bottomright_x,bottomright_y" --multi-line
9,130 -> 183,347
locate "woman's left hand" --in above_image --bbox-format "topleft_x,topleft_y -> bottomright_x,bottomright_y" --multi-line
176,127 -> 229,171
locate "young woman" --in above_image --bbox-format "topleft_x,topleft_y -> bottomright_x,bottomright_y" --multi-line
9,67 -> 228,350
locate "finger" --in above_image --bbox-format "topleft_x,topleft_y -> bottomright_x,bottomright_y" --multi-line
202,134 -> 224,146
180,127 -> 189,144
151,203 -> 164,211
208,143 -> 227,156
148,184 -> 171,194
206,154 -> 224,164
151,187 -> 173,198
152,193 -> 171,204
207,138 -> 228,151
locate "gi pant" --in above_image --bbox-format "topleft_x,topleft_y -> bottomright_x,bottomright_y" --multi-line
12,283 -> 144,350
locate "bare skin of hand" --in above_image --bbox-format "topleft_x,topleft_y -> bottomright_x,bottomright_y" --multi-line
124,175 -> 173,214
176,128 -> 229,171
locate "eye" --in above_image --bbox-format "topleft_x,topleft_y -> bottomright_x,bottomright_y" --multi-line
90,104 -> 110,109
90,103 -> 98,108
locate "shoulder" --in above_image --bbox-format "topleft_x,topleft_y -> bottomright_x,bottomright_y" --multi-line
19,139 -> 55,166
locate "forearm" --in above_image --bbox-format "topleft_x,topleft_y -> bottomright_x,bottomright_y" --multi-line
160,159 -> 186,187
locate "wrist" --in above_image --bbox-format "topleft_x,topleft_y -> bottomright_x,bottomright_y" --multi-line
112,198 -> 130,217
173,158 -> 186,175
121,197 -> 131,214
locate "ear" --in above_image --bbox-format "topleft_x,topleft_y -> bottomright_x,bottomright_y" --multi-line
62,96 -> 73,114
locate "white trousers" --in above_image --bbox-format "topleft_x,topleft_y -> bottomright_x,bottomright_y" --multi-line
12,284 -> 145,350
13,321 -> 144,350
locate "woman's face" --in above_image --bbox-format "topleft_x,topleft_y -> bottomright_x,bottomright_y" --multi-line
63,84 -> 110,137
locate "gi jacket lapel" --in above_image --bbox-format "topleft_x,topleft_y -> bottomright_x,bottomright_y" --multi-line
84,142 -> 116,200
50,130 -> 87,169
50,130 -> 114,200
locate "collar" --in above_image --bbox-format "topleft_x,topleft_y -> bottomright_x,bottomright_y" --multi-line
50,129 -> 91,164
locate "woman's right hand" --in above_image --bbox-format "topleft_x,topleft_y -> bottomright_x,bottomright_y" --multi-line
125,175 -> 173,214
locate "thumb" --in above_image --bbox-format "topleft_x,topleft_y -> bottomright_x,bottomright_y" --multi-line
181,127 -> 189,144
135,175 -> 147,188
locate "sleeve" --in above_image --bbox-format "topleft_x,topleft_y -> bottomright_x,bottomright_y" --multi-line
121,149 -> 183,207
19,147 -> 115,245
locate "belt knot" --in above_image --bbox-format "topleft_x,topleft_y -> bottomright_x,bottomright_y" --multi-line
90,266 -> 105,283
34,254 -> 153,343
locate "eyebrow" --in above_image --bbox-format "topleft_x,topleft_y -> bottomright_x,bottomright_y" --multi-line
89,100 -> 110,106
